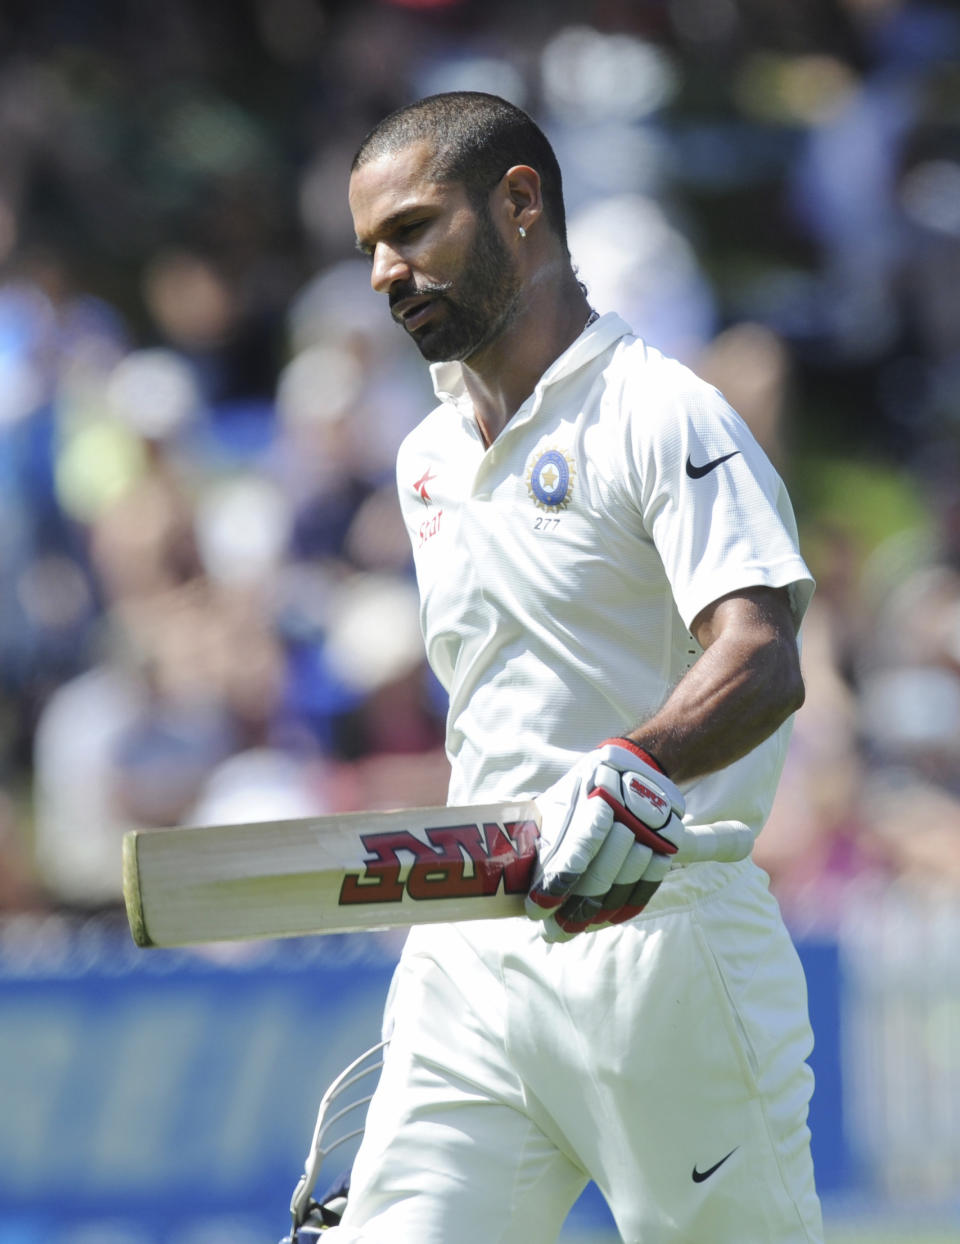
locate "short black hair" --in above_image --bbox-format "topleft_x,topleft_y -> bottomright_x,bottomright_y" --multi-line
351,92 -> 569,250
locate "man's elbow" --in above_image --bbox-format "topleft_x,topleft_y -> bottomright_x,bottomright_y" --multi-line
776,647 -> 806,722
786,668 -> 806,717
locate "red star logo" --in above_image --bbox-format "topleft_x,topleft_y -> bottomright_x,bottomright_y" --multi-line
413,468 -> 436,505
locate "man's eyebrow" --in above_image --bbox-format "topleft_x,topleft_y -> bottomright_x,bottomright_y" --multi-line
354,204 -> 430,255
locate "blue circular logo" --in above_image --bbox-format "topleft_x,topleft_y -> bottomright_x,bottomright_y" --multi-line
529,449 -> 572,509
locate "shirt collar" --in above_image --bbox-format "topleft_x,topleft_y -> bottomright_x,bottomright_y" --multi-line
429,311 -> 632,409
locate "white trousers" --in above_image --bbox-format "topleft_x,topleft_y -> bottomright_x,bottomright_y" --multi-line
329,858 -> 824,1244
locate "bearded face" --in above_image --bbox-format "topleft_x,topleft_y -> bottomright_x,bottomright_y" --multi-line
387,199 -> 523,364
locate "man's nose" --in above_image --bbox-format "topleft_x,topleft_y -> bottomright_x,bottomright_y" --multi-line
370,243 -> 410,294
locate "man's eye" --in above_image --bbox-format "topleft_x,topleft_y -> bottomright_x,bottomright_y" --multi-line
397,220 -> 426,240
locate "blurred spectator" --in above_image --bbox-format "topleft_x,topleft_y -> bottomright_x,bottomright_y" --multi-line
753,594 -> 881,933
32,645 -> 145,908
568,194 -> 717,364
0,789 -> 46,912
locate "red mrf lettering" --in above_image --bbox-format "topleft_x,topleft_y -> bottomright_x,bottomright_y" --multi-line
338,830 -> 425,904
338,817 -> 539,906
628,777 -> 668,812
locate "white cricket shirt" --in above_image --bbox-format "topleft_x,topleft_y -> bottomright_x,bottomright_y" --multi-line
396,313 -> 814,838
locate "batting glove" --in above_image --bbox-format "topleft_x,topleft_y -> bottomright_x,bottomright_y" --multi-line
526,739 -> 686,943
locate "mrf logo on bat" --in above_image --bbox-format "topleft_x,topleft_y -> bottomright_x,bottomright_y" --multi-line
339,816 -> 539,905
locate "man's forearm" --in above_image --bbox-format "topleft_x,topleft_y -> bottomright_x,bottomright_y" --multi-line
625,588 -> 804,785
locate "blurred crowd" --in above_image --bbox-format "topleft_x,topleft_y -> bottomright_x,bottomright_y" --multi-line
1,0 -> 960,932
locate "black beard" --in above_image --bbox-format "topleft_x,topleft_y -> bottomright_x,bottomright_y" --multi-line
392,207 -> 522,364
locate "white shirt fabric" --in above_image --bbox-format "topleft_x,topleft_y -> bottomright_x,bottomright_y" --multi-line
395,311 -> 814,841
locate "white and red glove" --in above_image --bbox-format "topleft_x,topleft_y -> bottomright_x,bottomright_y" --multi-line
525,738 -> 686,942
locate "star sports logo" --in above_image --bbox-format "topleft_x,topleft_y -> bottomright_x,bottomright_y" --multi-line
413,468 -> 436,505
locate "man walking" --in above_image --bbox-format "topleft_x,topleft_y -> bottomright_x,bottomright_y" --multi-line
333,91 -> 822,1244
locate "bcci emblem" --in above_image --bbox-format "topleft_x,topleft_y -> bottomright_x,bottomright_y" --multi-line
526,446 -> 575,511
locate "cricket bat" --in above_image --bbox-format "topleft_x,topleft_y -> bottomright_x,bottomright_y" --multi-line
122,801 -> 541,948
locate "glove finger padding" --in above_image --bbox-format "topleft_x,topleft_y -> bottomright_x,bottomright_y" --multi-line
526,779 -> 615,913
540,823 -> 644,942
527,739 -> 685,940
610,853 -> 674,924
569,819 -> 638,897
556,838 -> 654,931
586,852 -> 675,933
551,833 -> 652,936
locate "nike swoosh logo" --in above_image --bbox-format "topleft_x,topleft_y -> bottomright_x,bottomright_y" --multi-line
691,1147 -> 738,1183
685,451 -> 740,479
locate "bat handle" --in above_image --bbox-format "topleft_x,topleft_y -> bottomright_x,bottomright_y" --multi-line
674,820 -> 755,865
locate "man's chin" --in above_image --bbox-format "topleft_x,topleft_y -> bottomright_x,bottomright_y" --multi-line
410,326 -> 467,364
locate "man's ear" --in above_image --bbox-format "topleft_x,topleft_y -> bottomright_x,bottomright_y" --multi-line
494,164 -> 543,237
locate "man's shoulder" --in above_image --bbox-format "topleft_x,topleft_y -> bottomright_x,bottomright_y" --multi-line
597,334 -> 732,430
606,334 -> 715,397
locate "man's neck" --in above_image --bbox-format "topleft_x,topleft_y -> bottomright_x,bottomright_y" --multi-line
461,273 -> 593,446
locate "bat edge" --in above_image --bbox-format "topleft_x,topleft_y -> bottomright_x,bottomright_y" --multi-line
122,831 -> 155,948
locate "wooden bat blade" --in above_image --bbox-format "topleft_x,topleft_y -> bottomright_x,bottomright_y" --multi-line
122,802 -> 541,948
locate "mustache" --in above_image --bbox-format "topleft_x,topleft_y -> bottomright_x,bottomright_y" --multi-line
388,280 -> 452,317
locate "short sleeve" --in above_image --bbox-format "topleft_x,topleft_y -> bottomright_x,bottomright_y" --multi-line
617,359 -> 814,630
